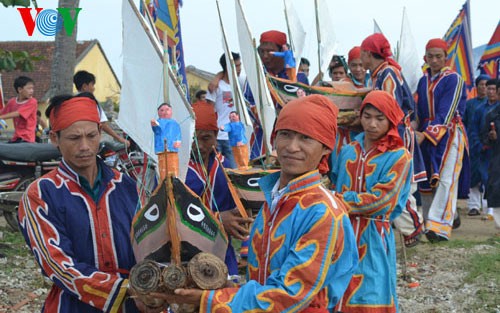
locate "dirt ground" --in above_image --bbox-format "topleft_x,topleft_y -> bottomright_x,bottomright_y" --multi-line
0,202 -> 499,312
396,202 -> 500,313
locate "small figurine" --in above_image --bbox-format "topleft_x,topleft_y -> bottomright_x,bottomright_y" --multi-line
219,111 -> 249,169
296,88 -> 306,98
271,44 -> 297,81
151,103 -> 181,180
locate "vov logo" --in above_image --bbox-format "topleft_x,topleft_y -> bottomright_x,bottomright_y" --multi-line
17,7 -> 82,37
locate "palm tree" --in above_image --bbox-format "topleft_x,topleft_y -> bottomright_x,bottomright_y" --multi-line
47,0 -> 80,97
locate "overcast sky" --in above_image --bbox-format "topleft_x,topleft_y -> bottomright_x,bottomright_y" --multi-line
0,0 -> 497,81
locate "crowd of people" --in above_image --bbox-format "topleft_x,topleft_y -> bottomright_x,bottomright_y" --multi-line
3,27 -> 499,313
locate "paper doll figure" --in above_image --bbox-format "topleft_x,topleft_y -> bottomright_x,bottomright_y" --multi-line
220,111 -> 249,169
271,44 -> 297,81
151,103 -> 181,180
296,88 -> 306,98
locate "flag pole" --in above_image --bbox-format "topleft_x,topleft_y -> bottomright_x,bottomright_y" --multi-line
314,0 -> 322,77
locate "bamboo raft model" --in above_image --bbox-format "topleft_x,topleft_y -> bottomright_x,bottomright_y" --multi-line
267,75 -> 370,125
129,176 -> 230,312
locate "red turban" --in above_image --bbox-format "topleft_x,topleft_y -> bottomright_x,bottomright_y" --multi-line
360,90 -> 404,151
260,30 -> 287,46
425,38 -> 448,53
275,95 -> 338,174
49,97 -> 100,132
348,46 -> 361,63
361,33 -> 402,70
192,102 -> 218,131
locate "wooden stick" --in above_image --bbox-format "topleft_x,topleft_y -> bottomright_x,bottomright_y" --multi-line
212,146 -> 249,219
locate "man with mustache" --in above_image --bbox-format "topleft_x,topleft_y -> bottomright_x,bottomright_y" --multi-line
151,95 -> 358,313
17,95 -> 143,312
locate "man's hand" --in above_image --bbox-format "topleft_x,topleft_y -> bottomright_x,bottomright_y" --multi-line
219,209 -> 254,240
415,131 -> 425,145
121,138 -> 131,147
129,287 -> 165,313
488,129 -> 497,141
150,288 -> 203,305
133,298 -> 165,313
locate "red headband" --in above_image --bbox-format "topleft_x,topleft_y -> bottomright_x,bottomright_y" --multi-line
260,30 -> 287,46
192,102 -> 218,131
426,38 -> 447,52
348,46 -> 361,63
361,90 -> 404,150
49,97 -> 100,132
361,33 -> 392,58
361,33 -> 402,70
275,95 -> 338,174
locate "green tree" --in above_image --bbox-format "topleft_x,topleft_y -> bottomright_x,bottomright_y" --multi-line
0,0 -> 40,72
0,49 -> 42,72
0,0 -> 79,96
0,0 -> 31,7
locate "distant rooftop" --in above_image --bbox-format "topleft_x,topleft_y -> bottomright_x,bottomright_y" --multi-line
186,65 -> 215,81
0,40 -> 117,102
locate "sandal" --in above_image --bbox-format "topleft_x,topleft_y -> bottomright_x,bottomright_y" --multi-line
404,234 -> 420,248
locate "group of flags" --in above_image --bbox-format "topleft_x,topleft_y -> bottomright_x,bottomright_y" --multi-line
140,0 -> 496,101
140,0 -> 190,100
443,0 -> 499,98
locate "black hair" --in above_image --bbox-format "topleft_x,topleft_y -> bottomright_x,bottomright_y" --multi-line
360,103 -> 383,115
195,90 -> 207,100
475,75 -> 490,87
157,102 -> 172,110
45,94 -> 74,119
328,55 -> 348,74
300,57 -> 310,66
371,52 -> 384,60
486,79 -> 498,88
219,52 -> 241,72
73,70 -> 96,91
13,76 -> 34,93
76,91 -> 99,105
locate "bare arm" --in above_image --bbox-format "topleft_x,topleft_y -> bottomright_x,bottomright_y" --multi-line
0,111 -> 20,120
101,122 -> 130,147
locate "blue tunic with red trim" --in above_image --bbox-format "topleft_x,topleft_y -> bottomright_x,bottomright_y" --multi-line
331,134 -> 413,312
199,170 -> 358,313
18,159 -> 139,313
416,67 -> 466,189
185,152 -> 238,275
371,61 -> 426,182
464,96 -> 488,186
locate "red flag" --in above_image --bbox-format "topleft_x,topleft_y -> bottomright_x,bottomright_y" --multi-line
478,20 -> 500,79
443,1 -> 475,97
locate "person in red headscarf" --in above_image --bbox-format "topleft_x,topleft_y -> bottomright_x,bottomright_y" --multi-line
331,90 -> 413,313
185,101 -> 253,278
257,30 -> 287,77
415,38 -> 467,243
245,29 -> 303,160
151,95 -> 358,313
18,94 -> 144,312
360,33 -> 426,247
344,46 -> 371,88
